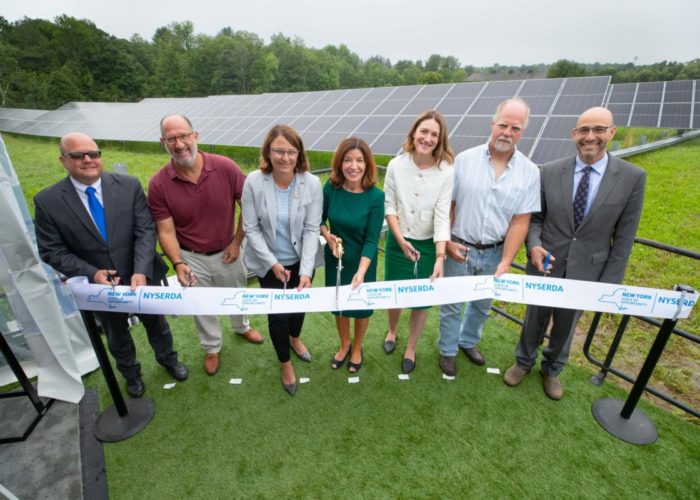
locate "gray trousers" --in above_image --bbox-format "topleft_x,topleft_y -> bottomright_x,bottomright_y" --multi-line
515,304 -> 583,376
183,249 -> 251,353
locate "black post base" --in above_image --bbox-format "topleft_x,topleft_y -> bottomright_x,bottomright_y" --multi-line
95,397 -> 155,442
592,398 -> 657,445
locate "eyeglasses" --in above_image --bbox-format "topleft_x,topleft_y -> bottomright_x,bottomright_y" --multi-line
64,150 -> 102,160
574,126 -> 612,135
270,148 -> 299,158
163,132 -> 194,145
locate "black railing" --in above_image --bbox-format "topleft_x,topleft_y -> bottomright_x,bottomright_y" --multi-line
490,236 -> 698,418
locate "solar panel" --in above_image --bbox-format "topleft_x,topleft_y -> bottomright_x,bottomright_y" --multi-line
1,77 -> 698,166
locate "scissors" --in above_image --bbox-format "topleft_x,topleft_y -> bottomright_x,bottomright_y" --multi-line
282,268 -> 291,293
335,237 -> 344,314
413,250 -> 421,279
107,272 -> 117,290
543,251 -> 551,277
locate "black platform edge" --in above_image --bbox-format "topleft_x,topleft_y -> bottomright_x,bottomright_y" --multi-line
79,388 -> 108,500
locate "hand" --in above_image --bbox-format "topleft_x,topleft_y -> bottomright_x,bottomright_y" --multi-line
399,239 -> 419,261
350,271 -> 365,290
446,241 -> 468,263
297,275 -> 312,291
94,269 -> 120,286
272,263 -> 290,284
332,236 -> 344,259
430,257 -> 444,282
530,246 -> 555,273
130,273 -> 147,291
176,264 -> 196,287
493,261 -> 511,278
222,242 -> 240,264
325,233 -> 338,256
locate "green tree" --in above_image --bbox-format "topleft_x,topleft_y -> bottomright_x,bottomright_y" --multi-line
419,71 -> 444,84
547,59 -> 587,78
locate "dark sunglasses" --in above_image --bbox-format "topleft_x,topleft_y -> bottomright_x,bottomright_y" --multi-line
64,150 -> 102,160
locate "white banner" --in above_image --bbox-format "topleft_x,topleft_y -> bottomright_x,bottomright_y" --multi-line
65,274 -> 697,320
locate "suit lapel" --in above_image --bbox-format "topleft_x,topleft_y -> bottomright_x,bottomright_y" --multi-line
290,173 -> 304,230
559,158 -> 576,231
578,156 -> 620,231
59,177 -> 105,244
263,173 -> 277,236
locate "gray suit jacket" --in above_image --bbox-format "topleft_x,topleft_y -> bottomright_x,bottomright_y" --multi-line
241,170 -> 323,278
526,155 -> 645,284
34,173 -> 167,284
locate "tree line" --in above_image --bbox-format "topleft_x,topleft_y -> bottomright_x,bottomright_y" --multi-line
1,16 -> 698,110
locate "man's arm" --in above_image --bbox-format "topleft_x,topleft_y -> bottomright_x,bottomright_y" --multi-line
223,199 -> 245,264
494,213 -> 531,277
155,217 -> 194,286
130,180 -> 157,278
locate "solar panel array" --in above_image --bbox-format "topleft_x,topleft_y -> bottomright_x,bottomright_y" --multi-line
0,77 -> 698,164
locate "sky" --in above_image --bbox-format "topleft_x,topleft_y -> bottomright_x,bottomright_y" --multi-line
2,0 -> 699,67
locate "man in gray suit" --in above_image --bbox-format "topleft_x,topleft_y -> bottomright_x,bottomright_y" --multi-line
503,107 -> 646,400
34,132 -> 188,398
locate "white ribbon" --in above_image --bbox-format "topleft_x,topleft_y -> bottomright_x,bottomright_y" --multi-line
65,274 -> 697,320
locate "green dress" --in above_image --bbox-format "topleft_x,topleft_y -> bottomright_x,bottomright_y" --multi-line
322,180 -> 385,318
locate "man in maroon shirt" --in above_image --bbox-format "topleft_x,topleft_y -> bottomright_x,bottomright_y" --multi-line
148,114 -> 263,375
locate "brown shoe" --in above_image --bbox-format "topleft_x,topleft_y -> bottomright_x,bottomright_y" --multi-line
439,355 -> 456,377
204,352 -> 220,375
238,328 -> 264,345
503,364 -> 529,386
541,371 -> 563,400
460,346 -> 485,366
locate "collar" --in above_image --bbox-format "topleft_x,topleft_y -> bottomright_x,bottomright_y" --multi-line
70,176 -> 102,194
167,151 -> 207,181
484,142 -> 518,170
575,153 -> 608,175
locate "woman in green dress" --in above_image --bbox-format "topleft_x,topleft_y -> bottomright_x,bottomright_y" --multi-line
321,138 -> 384,373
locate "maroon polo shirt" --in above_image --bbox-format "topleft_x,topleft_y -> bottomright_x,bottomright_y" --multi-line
148,152 -> 246,253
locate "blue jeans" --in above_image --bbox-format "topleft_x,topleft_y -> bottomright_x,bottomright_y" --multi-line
438,244 -> 502,355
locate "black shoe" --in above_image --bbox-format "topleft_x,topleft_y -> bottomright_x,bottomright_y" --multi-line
283,382 -> 297,396
126,377 -> 145,398
402,357 -> 416,374
460,346 -> 485,366
348,349 -> 363,374
165,361 -> 189,381
383,340 -> 396,354
331,346 -> 351,370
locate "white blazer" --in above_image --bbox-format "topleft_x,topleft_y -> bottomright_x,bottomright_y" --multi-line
242,170 -> 323,278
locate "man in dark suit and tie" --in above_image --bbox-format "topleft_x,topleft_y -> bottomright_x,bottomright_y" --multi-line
503,107 -> 646,400
34,132 -> 188,398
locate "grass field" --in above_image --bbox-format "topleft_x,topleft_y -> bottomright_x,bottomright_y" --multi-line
2,131 -> 699,497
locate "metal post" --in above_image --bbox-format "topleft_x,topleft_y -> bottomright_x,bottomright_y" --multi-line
592,284 -> 694,445
589,313 -> 629,386
80,310 -> 155,442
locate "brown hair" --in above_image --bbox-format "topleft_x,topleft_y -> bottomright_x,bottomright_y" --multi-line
259,124 -> 310,174
402,110 -> 455,166
329,137 -> 377,190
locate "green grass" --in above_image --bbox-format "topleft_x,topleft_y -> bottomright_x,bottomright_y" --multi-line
83,298 -> 700,498
2,131 -> 700,497
612,127 -> 678,149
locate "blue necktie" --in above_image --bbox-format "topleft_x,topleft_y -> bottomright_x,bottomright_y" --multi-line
85,186 -> 107,241
573,166 -> 591,229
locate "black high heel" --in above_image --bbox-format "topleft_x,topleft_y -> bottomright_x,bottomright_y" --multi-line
330,346 -> 351,369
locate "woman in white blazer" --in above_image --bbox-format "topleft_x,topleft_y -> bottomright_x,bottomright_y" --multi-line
242,125 -> 323,396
